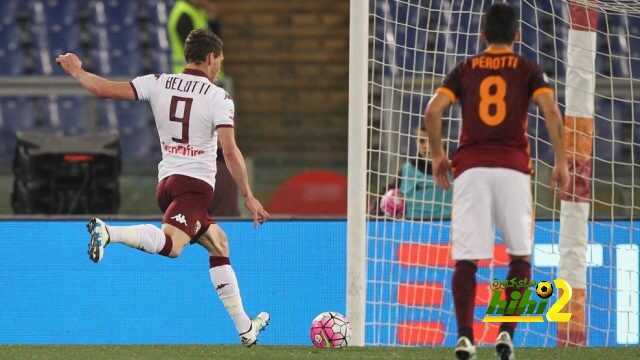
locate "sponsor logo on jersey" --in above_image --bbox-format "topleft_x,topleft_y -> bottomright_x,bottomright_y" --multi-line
162,142 -> 205,157
171,213 -> 187,226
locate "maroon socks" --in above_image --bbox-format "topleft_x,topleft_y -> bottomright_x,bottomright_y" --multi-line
500,259 -> 532,339
452,260 -> 478,343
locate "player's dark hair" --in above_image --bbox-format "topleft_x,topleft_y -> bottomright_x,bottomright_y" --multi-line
184,29 -> 223,64
482,3 -> 518,44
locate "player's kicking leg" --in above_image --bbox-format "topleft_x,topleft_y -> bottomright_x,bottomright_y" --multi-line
198,224 -> 270,347
87,218 -> 188,262
87,218 -> 110,262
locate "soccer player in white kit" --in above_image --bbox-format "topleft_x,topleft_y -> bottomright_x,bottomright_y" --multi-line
56,29 -> 270,347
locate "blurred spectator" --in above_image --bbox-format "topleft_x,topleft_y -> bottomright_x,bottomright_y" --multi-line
168,0 -> 239,217
383,126 -> 452,220
168,0 -> 222,74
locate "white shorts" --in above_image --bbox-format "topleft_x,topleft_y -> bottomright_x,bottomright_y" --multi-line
451,167 -> 533,260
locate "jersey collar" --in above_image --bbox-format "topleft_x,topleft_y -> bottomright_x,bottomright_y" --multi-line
183,68 -> 209,79
484,45 -> 514,55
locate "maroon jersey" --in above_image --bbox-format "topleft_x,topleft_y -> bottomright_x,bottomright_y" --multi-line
436,48 -> 552,178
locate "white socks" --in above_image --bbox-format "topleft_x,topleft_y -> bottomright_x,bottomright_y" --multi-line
106,224 -> 171,255
209,259 -> 252,335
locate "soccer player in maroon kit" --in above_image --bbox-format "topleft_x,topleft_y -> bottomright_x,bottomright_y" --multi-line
424,4 -> 570,360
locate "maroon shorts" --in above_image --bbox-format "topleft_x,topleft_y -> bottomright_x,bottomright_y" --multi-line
156,174 -> 214,241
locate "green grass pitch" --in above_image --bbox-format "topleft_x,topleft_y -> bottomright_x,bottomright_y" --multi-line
0,345 -> 638,360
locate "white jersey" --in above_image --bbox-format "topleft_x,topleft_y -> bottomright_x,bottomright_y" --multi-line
130,69 -> 234,190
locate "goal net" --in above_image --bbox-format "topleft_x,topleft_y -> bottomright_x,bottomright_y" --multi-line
353,0 -> 639,347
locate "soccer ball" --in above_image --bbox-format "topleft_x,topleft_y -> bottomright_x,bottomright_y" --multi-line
309,311 -> 352,348
536,281 -> 554,299
380,188 -> 404,218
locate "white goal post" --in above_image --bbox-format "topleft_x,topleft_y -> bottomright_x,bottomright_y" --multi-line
348,0 -> 639,347
346,0 -> 369,348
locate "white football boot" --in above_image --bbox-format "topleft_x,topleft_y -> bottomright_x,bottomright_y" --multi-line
240,312 -> 270,347
455,336 -> 477,360
87,217 -> 110,263
495,331 -> 515,360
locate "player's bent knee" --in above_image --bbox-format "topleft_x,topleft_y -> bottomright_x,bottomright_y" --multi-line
169,236 -> 191,258
168,245 -> 183,258
161,224 -> 191,258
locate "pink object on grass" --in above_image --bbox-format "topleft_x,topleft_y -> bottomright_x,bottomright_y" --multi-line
309,312 -> 352,348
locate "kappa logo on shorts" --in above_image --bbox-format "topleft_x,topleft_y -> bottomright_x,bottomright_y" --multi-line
194,220 -> 201,235
171,213 -> 187,226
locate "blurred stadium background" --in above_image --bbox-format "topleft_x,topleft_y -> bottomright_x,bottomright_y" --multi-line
0,0 -> 637,217
0,0 -> 349,216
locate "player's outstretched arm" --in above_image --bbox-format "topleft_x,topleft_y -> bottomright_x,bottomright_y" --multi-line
534,91 -> 570,191
424,92 -> 453,190
56,53 -> 135,100
218,127 -> 270,226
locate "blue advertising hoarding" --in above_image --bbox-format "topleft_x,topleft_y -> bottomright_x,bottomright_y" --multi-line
0,220 -> 637,346
0,220 -> 346,345
366,220 -> 639,347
